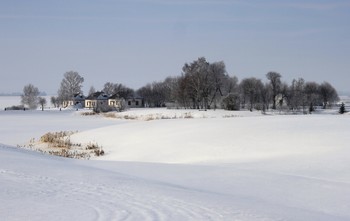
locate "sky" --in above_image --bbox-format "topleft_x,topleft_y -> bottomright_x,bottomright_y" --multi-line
0,0 -> 349,95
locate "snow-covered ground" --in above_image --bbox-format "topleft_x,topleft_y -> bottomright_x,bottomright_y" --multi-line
1,96 -> 350,220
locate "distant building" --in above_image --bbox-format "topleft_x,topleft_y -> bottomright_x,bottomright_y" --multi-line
62,93 -> 85,108
108,94 -> 124,109
73,93 -> 86,108
85,92 -> 109,109
126,94 -> 144,108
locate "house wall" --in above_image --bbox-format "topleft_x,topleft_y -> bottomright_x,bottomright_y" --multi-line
62,100 -> 74,107
85,100 -> 96,109
109,99 -> 121,108
127,98 -> 143,108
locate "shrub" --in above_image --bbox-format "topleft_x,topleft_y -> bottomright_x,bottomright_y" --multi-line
5,105 -> 25,110
339,102 -> 347,114
40,131 -> 76,148
81,111 -> 97,116
93,104 -> 116,113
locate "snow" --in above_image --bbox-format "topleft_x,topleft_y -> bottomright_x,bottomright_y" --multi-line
1,96 -> 350,220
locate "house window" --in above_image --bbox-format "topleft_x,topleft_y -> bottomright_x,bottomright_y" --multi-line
136,101 -> 139,106
128,101 -> 131,105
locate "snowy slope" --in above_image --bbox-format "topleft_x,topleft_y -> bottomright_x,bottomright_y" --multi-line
71,114 -> 350,164
2,144 -> 350,221
1,107 -> 350,220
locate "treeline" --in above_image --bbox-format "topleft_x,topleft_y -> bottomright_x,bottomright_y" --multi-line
136,57 -> 339,113
19,57 -> 339,113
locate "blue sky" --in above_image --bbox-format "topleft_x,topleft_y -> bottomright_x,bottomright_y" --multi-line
0,0 -> 349,94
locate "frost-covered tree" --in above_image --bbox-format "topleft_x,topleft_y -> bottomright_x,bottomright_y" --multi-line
50,96 -> 60,108
57,71 -> 84,105
38,97 -> 47,111
21,84 -> 40,109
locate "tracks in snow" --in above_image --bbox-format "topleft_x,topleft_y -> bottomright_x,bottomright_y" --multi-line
1,168 -> 270,221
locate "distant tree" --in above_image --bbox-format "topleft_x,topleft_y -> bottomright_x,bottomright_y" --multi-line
162,76 -> 178,103
137,81 -> 167,107
114,84 -> 134,99
286,78 -> 306,112
222,93 -> 240,110
319,82 -> 339,109
207,61 -> 228,108
102,82 -> 115,95
266,72 -> 282,110
222,76 -> 239,95
50,96 -> 60,108
102,82 -> 134,99
304,81 -> 320,113
278,82 -> 289,109
21,84 -> 40,109
260,83 -> 272,113
339,103 -> 346,114
182,57 -> 211,109
174,75 -> 191,108
57,71 -> 84,106
38,97 -> 47,111
88,86 -> 96,96
239,77 -> 263,111
50,96 -> 57,107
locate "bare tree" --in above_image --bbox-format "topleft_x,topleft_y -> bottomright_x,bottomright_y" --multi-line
239,77 -> 263,111
319,82 -> 339,109
88,86 -> 96,96
286,78 -> 306,112
57,71 -> 84,106
174,75 -> 191,108
304,81 -> 320,113
103,82 -> 115,95
137,81 -> 169,107
266,72 -> 282,110
21,84 -> 40,109
182,57 -> 211,109
260,83 -> 272,113
222,93 -> 240,110
207,61 -> 228,108
222,76 -> 239,95
50,96 -> 60,108
103,82 -> 134,99
38,97 -> 47,111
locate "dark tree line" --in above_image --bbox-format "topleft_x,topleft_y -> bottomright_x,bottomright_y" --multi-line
137,57 -> 339,112
102,82 -> 134,99
45,59 -> 339,113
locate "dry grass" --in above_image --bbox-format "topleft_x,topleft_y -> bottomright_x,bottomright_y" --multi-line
81,112 -> 98,116
103,113 -> 117,118
24,131 -> 105,159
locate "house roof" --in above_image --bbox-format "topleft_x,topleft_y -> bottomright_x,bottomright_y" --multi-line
86,91 -> 108,100
73,93 -> 85,100
109,94 -> 121,99
127,93 -> 143,100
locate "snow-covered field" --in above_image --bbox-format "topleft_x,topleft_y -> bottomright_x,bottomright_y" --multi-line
1,96 -> 350,220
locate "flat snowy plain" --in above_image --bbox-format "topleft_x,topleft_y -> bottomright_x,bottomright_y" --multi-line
1,96 -> 350,220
